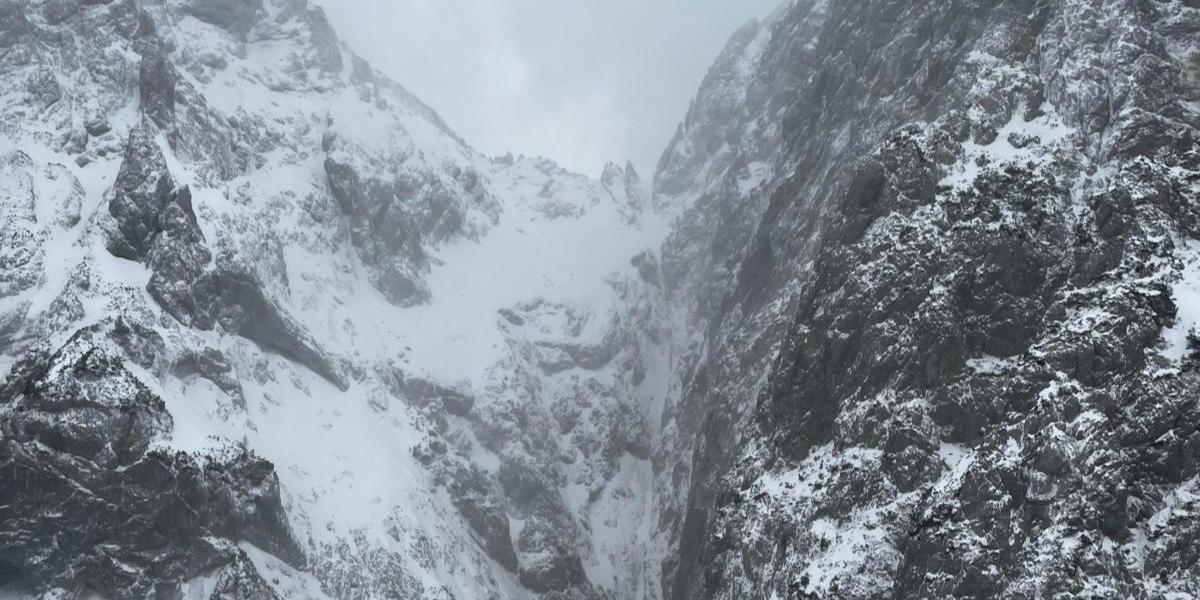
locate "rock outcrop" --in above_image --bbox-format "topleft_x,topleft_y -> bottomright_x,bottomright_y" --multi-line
0,1 -> 664,598
0,322 -> 302,599
653,1 -> 1200,598
0,0 -> 1196,598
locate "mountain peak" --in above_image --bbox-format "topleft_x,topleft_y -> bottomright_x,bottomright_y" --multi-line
1,1 -> 1198,599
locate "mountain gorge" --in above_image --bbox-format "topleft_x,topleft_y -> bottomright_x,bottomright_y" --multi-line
1,0 -> 1198,599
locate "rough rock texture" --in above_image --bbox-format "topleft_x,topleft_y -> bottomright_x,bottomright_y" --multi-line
653,1 -> 1200,598
0,0 -> 657,598
136,10 -> 177,130
0,322 -> 302,599
1,0 -> 1196,598
107,123 -> 345,390
0,152 -> 46,299
182,0 -> 262,38
106,125 -> 180,261
323,135 -> 491,306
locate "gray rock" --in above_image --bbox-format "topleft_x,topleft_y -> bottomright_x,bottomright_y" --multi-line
25,67 -> 61,108
0,152 -> 43,300
443,462 -> 519,572
659,1 -> 1200,598
323,155 -> 433,306
106,125 -> 177,261
516,517 -> 588,593
186,250 -> 348,391
0,323 -> 303,599
135,12 -> 176,129
183,0 -> 263,38
42,163 -> 84,228
398,375 -> 475,416
0,1 -> 30,48
106,128 -> 345,390
203,551 -> 284,600
173,346 -> 245,404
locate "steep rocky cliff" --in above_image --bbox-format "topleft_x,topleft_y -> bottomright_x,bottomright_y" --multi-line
0,0 -> 1197,599
653,0 -> 1200,598
0,1 -> 661,598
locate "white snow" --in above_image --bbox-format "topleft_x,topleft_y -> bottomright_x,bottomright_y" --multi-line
940,103 -> 1074,195
937,442 -> 970,469
242,543 -> 336,599
800,506 -> 899,597
582,453 -> 657,598
1161,238 -> 1200,363
965,355 -> 1015,375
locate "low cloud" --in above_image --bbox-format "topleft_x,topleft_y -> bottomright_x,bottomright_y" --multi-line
313,0 -> 780,179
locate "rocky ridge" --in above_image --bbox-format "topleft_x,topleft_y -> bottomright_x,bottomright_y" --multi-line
0,0 -> 1198,599
0,0 -> 661,598
651,0 -> 1200,598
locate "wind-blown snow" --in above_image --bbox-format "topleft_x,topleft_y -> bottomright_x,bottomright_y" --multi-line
1162,238 -> 1200,363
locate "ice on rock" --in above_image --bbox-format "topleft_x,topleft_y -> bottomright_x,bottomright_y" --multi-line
2,0 -> 1199,598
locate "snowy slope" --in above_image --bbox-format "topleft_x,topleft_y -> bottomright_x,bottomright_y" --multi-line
0,1 -> 670,598
3,0 -> 1198,599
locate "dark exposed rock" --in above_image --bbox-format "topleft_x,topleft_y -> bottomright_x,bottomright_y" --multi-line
0,1 -> 30,48
179,250 -> 348,391
25,67 -> 61,108
485,460 -> 594,593
106,125 -> 177,261
41,0 -> 83,26
441,462 -> 518,572
631,250 -> 663,288
135,11 -> 176,129
107,127 -> 345,391
2,0 -> 1196,597
0,324 -> 303,599
323,155 -> 434,306
43,162 -> 84,228
310,534 -> 442,600
322,126 -> 489,306
273,0 -> 343,75
110,314 -> 167,370
146,186 -> 213,317
173,346 -> 245,404
182,0 -> 263,38
1,327 -> 172,466
516,517 -> 589,594
0,303 -> 27,349
656,1 -> 1200,599
397,375 -> 475,416
204,551 -> 284,600
0,152 -> 42,300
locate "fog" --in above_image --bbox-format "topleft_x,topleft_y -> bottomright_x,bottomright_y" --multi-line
313,0 -> 780,179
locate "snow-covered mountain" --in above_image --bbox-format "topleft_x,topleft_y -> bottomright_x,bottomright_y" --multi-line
1,0 -> 1199,599
0,1 -> 666,598
652,1 -> 1200,598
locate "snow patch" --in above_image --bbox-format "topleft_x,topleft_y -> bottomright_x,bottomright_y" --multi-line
940,104 -> 1074,195
1161,238 -> 1200,364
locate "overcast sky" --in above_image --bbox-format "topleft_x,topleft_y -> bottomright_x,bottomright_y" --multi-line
313,0 -> 780,179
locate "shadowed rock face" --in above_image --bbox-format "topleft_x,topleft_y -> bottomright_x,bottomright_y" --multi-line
0,151 -> 62,301
135,11 -> 175,130
107,124 -> 347,390
0,0 -> 654,596
1,0 -> 1196,597
323,155 -> 434,306
187,250 -> 349,390
0,323 -> 302,600
441,462 -> 519,572
182,0 -> 263,38
656,1 -> 1200,598
106,125 -> 177,261
322,147 -> 488,307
